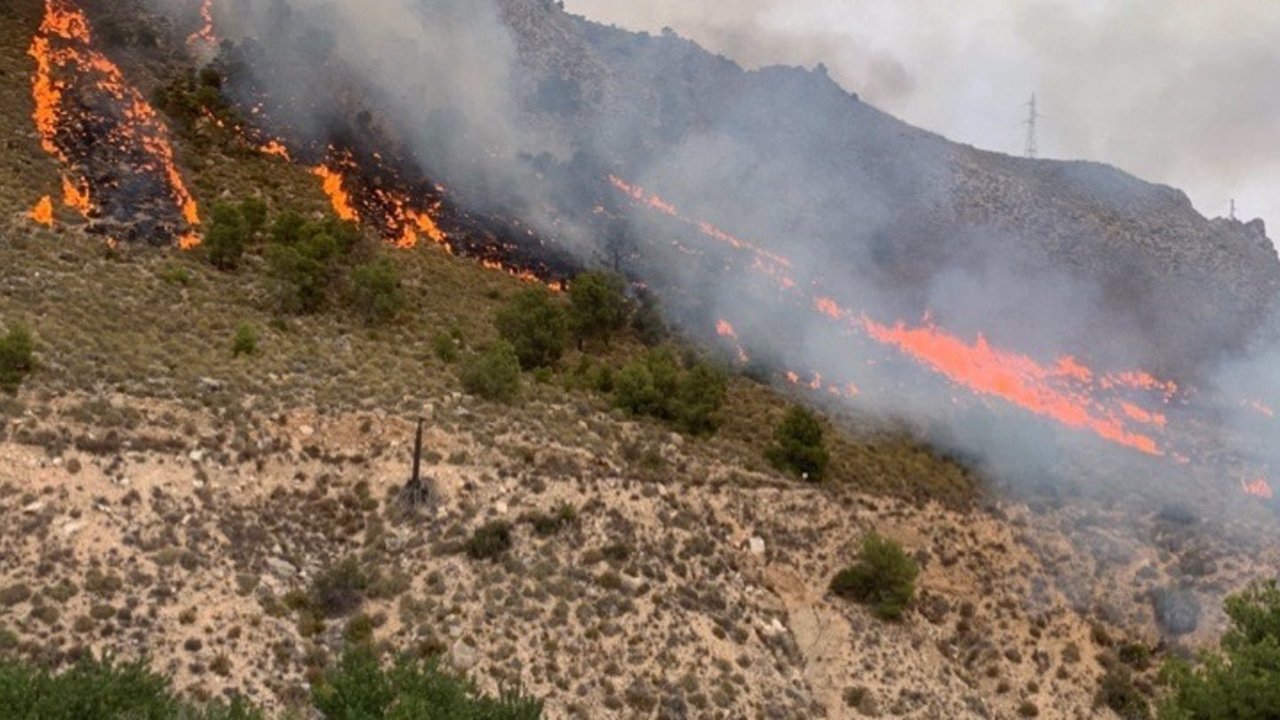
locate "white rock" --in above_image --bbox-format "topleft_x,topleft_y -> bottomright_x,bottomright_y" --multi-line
749,537 -> 766,557
494,501 -> 509,515
300,425 -> 315,437
22,501 -> 44,514
266,557 -> 297,578
61,521 -> 85,537
449,640 -> 478,671
189,450 -> 205,463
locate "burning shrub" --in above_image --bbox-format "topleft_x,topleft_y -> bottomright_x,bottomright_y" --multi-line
348,257 -> 404,324
1160,579 -> 1280,719
830,532 -> 919,621
766,406 -> 830,481
613,348 -> 727,435
495,288 -> 569,370
0,324 -> 35,394
568,271 -> 629,348
462,342 -> 522,403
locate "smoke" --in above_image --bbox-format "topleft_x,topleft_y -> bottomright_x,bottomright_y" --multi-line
566,0 -> 1280,230
133,0 -> 1280,528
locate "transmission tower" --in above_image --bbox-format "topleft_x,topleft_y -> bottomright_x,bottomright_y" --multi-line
1023,93 -> 1043,158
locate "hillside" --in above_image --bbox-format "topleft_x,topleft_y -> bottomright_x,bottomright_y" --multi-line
1,1 -> 1279,719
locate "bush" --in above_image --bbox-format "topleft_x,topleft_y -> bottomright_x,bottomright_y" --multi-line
204,202 -> 250,270
461,342 -> 522,403
568,271 -> 628,348
613,348 -> 727,435
0,324 -> 35,394
432,331 -> 461,363
494,289 -> 569,370
313,644 -> 542,719
466,521 -> 513,561
309,556 -> 369,618
1159,579 -> 1280,719
348,257 -> 403,324
766,406 -> 830,481
265,213 -> 362,314
231,323 -> 258,357
0,654 -> 262,719
830,532 -> 919,621
1097,666 -> 1151,720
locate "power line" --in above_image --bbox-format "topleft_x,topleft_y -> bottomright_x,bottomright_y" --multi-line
1023,93 -> 1043,159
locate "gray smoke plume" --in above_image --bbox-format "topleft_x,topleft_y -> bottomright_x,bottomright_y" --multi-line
138,0 -> 1280,531
566,0 -> 1280,230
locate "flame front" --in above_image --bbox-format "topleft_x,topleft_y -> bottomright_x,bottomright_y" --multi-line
1243,477 -> 1274,500
29,0 -> 201,245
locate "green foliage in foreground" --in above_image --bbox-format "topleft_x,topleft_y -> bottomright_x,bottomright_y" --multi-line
0,645 -> 543,719
830,532 -> 919,621
1159,579 -> 1280,719
0,654 -> 262,720
314,644 -> 541,719
494,288 -> 569,370
0,324 -> 35,394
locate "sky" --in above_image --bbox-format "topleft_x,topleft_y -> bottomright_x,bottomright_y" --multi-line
564,0 -> 1280,234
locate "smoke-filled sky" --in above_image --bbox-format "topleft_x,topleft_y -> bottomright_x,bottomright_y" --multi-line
565,0 -> 1280,236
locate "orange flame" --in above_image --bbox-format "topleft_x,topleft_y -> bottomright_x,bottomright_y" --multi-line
259,140 -> 291,161
28,196 -> 54,226
313,165 -> 359,222
186,0 -> 217,48
860,316 -> 1162,455
61,174 -> 90,214
716,319 -> 750,364
1242,477 -> 1274,500
30,0 -> 201,245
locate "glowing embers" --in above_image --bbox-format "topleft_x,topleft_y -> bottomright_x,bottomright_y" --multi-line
715,319 -> 750,365
187,0 -> 217,49
28,0 -> 201,246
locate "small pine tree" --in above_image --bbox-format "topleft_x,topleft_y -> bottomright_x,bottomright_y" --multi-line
0,324 -> 35,394
766,406 -> 830,481
568,271 -> 628,348
830,532 -> 919,621
348,257 -> 403,324
494,288 -> 569,370
205,202 -> 249,271
231,323 -> 258,357
461,342 -> 522,403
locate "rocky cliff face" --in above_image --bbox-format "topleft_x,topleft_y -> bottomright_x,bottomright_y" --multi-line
498,0 -> 1280,374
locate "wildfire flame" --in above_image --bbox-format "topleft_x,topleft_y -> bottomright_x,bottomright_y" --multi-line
28,196 -> 54,226
29,0 -> 201,244
186,0 -> 217,48
1242,477 -> 1274,500
313,165 -> 360,222
716,319 -> 750,364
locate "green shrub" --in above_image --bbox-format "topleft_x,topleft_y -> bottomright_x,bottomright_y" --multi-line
265,213 -> 362,314
348,257 -> 404,324
613,348 -> 727,435
0,654 -> 263,719
231,323 -> 258,357
309,556 -> 369,618
461,342 -> 522,403
567,271 -> 628,348
766,406 -> 830,481
0,324 -> 35,394
1159,579 -> 1280,719
830,532 -> 919,621
1097,666 -> 1151,720
494,289 -> 569,370
431,331 -> 461,363
313,644 -> 542,719
205,202 -> 250,271
466,521 -> 513,561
